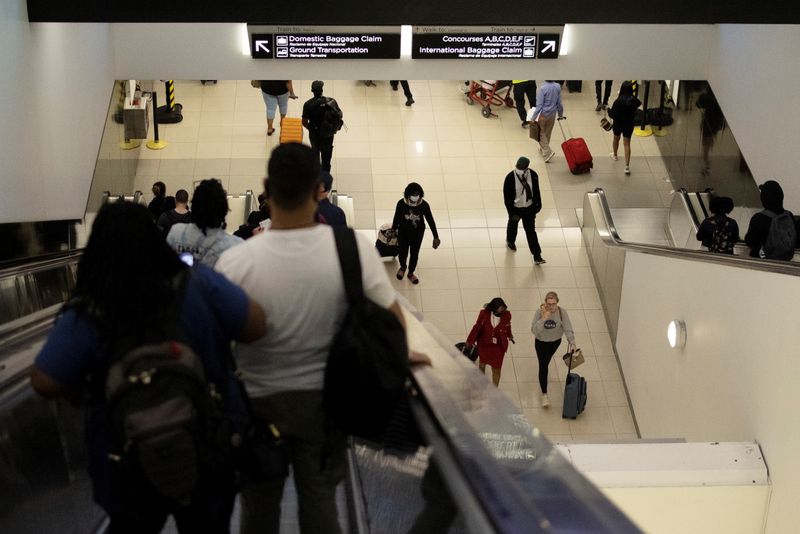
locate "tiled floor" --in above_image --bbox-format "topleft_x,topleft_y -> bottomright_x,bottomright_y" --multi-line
133,79 -> 679,442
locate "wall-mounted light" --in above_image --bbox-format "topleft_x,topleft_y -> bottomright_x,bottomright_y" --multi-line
559,24 -> 572,56
241,24 -> 252,56
667,320 -> 686,349
401,25 -> 413,58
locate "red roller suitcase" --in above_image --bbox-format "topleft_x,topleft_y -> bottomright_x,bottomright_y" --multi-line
557,118 -> 593,174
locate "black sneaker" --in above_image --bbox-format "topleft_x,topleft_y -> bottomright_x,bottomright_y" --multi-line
534,256 -> 546,265
506,241 -> 517,252
595,103 -> 602,112
405,98 -> 414,107
391,84 -> 399,91
521,121 -> 530,128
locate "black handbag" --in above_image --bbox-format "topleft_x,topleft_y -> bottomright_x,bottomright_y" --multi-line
455,342 -> 479,362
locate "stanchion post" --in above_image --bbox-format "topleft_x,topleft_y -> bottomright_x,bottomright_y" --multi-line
146,91 -> 167,150
165,80 -> 175,112
653,81 -> 669,137
634,80 -> 653,137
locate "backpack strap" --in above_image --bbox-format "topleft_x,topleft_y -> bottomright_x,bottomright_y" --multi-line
332,226 -> 364,304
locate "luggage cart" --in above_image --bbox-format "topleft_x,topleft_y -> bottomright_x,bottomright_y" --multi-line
466,80 -> 514,118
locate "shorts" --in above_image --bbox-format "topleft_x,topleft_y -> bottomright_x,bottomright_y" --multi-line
613,122 -> 634,138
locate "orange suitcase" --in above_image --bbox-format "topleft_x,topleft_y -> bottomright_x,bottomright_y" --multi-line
280,117 -> 304,144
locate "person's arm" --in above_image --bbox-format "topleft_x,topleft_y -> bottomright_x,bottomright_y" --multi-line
506,312 -> 514,343
534,87 -> 544,120
392,200 -> 404,230
731,219 -> 741,243
422,202 -> 440,247
560,308 -> 576,346
157,212 -> 169,233
696,219 -> 712,246
531,173 -> 542,212
236,299 -> 266,342
466,310 -> 485,346
287,81 -> 297,99
531,309 -> 545,337
503,174 -> 515,212
744,214 -> 766,254
557,91 -> 564,118
30,366 -> 67,399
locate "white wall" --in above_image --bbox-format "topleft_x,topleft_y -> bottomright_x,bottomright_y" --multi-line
708,25 -> 800,207
616,252 -> 800,534
0,0 -> 115,222
110,23 -> 712,81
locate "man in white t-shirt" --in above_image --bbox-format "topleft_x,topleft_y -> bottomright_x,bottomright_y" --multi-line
216,144 -> 404,534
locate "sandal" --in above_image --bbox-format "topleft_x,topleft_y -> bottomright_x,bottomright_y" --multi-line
396,268 -> 405,280
407,273 -> 419,285
267,128 -> 275,136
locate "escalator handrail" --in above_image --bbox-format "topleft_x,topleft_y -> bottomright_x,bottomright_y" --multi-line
0,249 -> 83,279
677,188 -> 702,232
592,188 -> 800,275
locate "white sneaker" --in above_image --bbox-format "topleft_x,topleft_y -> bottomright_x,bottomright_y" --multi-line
609,153 -> 618,161
541,393 -> 550,408
624,166 -> 631,175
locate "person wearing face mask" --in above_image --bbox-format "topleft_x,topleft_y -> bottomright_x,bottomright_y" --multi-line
532,291 -> 576,408
392,182 -> 440,284
503,157 -> 545,264
466,297 -> 514,386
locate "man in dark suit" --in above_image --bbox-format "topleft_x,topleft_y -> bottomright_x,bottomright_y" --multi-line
503,157 -> 545,265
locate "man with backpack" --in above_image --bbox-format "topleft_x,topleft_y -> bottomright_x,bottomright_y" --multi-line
302,80 -> 343,172
216,144 -> 426,534
157,188 -> 191,237
745,180 -> 797,260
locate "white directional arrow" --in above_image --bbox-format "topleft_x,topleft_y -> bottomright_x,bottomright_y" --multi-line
255,41 -> 271,53
542,40 -> 556,53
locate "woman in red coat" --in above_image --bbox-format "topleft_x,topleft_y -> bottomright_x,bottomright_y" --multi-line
466,297 -> 514,386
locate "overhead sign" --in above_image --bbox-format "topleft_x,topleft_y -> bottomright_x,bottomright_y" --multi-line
412,26 -> 563,59
248,26 -> 400,59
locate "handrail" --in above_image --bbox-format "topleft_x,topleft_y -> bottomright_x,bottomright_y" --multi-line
677,188 -> 701,232
0,249 -> 83,276
592,188 -> 800,276
402,296 -> 642,533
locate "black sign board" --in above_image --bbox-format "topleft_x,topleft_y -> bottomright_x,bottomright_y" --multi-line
250,32 -> 400,59
251,34 -> 273,59
537,33 -> 560,59
413,33 -> 538,59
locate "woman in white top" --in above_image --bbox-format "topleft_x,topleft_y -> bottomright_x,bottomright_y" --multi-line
167,179 -> 242,267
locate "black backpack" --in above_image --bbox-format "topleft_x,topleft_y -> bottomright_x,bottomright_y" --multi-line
324,227 -> 409,441
104,272 -> 223,504
762,209 -> 796,260
708,216 -> 736,254
316,97 -> 344,138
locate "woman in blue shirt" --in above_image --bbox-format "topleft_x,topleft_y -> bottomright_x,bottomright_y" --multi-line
31,201 -> 265,534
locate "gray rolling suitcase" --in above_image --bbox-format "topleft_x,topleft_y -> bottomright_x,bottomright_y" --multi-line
562,351 -> 587,419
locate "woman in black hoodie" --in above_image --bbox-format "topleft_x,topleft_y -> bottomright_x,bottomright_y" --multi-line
392,182 -> 440,284
744,180 -> 796,260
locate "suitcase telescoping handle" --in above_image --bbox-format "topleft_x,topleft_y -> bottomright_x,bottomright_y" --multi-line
556,116 -> 571,141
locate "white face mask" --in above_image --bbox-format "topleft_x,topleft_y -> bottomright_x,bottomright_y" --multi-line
514,168 -> 526,177
409,195 -> 420,203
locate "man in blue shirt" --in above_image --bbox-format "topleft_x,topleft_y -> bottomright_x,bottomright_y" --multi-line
533,80 -> 565,162
30,201 -> 266,534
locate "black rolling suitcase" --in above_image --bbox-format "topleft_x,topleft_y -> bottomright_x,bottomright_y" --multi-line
566,80 -> 582,93
562,350 -> 587,419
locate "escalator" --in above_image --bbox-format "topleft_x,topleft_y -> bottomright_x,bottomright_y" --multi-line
0,250 -> 643,533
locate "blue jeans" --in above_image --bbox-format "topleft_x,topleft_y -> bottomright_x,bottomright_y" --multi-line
261,91 -> 289,120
